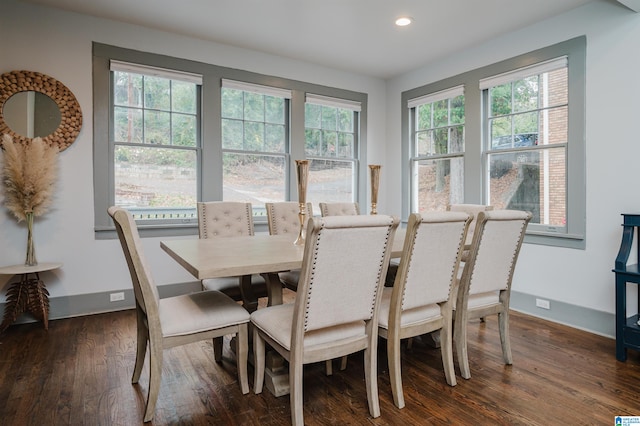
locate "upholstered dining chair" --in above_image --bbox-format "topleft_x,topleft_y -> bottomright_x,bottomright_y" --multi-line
197,201 -> 269,310
319,201 -> 360,216
265,201 -> 313,291
378,211 -> 471,409
108,207 -> 250,422
251,214 -> 399,426
453,209 -> 532,380
447,204 -> 494,259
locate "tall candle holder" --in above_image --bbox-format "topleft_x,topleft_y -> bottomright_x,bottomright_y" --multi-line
294,160 -> 310,245
369,164 -> 381,215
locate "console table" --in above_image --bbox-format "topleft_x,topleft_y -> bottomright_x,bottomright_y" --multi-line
0,262 -> 62,332
613,214 -> 640,361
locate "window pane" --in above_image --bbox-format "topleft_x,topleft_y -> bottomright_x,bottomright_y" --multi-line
221,88 -> 243,119
541,68 -> 568,107
244,121 -> 264,151
450,95 -> 465,125
114,72 -> 142,107
539,107 -> 568,145
222,119 -> 243,149
265,95 -> 285,124
416,130 -> 433,157
114,107 -> 142,143
144,110 -> 171,144
417,103 -> 431,131
305,128 -> 321,156
115,145 -> 197,210
337,133 -> 353,158
305,103 -> 322,129
323,131 -> 337,156
172,81 -> 197,114
143,76 -> 170,110
513,111 -> 539,135
321,107 -> 337,131
490,83 -> 512,117
244,92 -> 264,122
171,113 -> 197,147
490,117 -> 512,148
488,147 -> 566,226
307,159 -> 354,213
414,157 -> 464,213
337,108 -> 353,132
433,99 -> 448,128
513,76 -> 539,113
265,123 -> 285,153
223,153 -> 286,216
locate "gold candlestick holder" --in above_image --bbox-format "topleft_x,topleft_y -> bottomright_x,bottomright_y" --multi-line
294,159 -> 310,245
369,164 -> 381,215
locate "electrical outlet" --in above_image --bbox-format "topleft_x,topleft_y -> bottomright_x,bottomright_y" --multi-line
535,298 -> 550,310
110,292 -> 125,302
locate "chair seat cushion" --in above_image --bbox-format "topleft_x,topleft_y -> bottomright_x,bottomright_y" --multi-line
202,274 -> 268,300
468,291 -> 500,309
378,287 -> 442,329
251,303 -> 366,350
159,290 -> 250,337
279,270 -> 300,290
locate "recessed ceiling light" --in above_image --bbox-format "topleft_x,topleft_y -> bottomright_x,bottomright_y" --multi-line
395,16 -> 413,27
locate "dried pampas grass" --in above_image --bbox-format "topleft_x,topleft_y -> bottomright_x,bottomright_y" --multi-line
1,133 -> 59,221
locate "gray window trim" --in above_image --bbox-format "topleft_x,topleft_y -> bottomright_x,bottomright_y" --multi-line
401,36 -> 586,249
93,42 -> 367,239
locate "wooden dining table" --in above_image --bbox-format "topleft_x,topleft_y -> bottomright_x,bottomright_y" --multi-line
160,229 -> 405,310
160,228 -> 405,396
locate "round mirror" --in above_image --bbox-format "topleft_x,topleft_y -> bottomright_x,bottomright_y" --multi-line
0,70 -> 82,151
3,91 -> 62,138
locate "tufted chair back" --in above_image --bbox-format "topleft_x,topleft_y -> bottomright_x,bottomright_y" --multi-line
266,202 -> 313,238
197,202 -> 254,239
319,202 -> 360,217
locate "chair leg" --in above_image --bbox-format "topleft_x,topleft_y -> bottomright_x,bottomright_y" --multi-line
364,343 -> 381,418
498,309 -> 512,364
325,359 -> 333,376
387,334 -> 405,409
340,355 -> 348,370
236,324 -> 250,394
440,317 -> 457,387
213,336 -> 223,363
290,356 -> 305,426
132,320 -> 148,384
253,328 -> 265,394
454,316 -> 471,380
143,342 -> 163,423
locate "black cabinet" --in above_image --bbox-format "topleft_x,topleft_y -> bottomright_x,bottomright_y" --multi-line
614,214 -> 640,361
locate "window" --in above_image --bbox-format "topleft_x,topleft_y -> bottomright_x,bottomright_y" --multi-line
221,80 -> 291,217
93,43 -> 367,237
401,37 -> 585,248
304,94 -> 361,213
110,61 -> 201,223
407,87 -> 465,213
483,59 -> 567,228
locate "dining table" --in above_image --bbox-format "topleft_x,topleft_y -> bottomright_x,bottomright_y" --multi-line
160,227 -> 406,396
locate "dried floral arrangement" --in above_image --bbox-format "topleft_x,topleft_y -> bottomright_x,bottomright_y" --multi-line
0,133 -> 59,332
2,133 -> 59,222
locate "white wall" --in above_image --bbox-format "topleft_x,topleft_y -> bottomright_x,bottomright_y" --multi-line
386,0 -> 640,325
0,1 -> 387,301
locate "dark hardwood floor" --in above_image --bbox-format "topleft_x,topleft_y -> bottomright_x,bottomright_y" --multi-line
1,290 -> 639,425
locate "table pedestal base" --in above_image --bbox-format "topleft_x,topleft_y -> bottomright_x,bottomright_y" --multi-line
0,273 -> 50,332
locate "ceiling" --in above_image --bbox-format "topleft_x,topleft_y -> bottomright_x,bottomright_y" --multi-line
23,0 -> 605,79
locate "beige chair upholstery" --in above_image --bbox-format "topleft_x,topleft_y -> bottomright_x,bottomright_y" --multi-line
197,201 -> 268,310
108,207 -> 250,422
319,202 -> 360,216
378,211 -> 470,408
251,214 -> 399,426
265,202 -> 313,290
447,204 -> 494,253
453,209 -> 532,380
